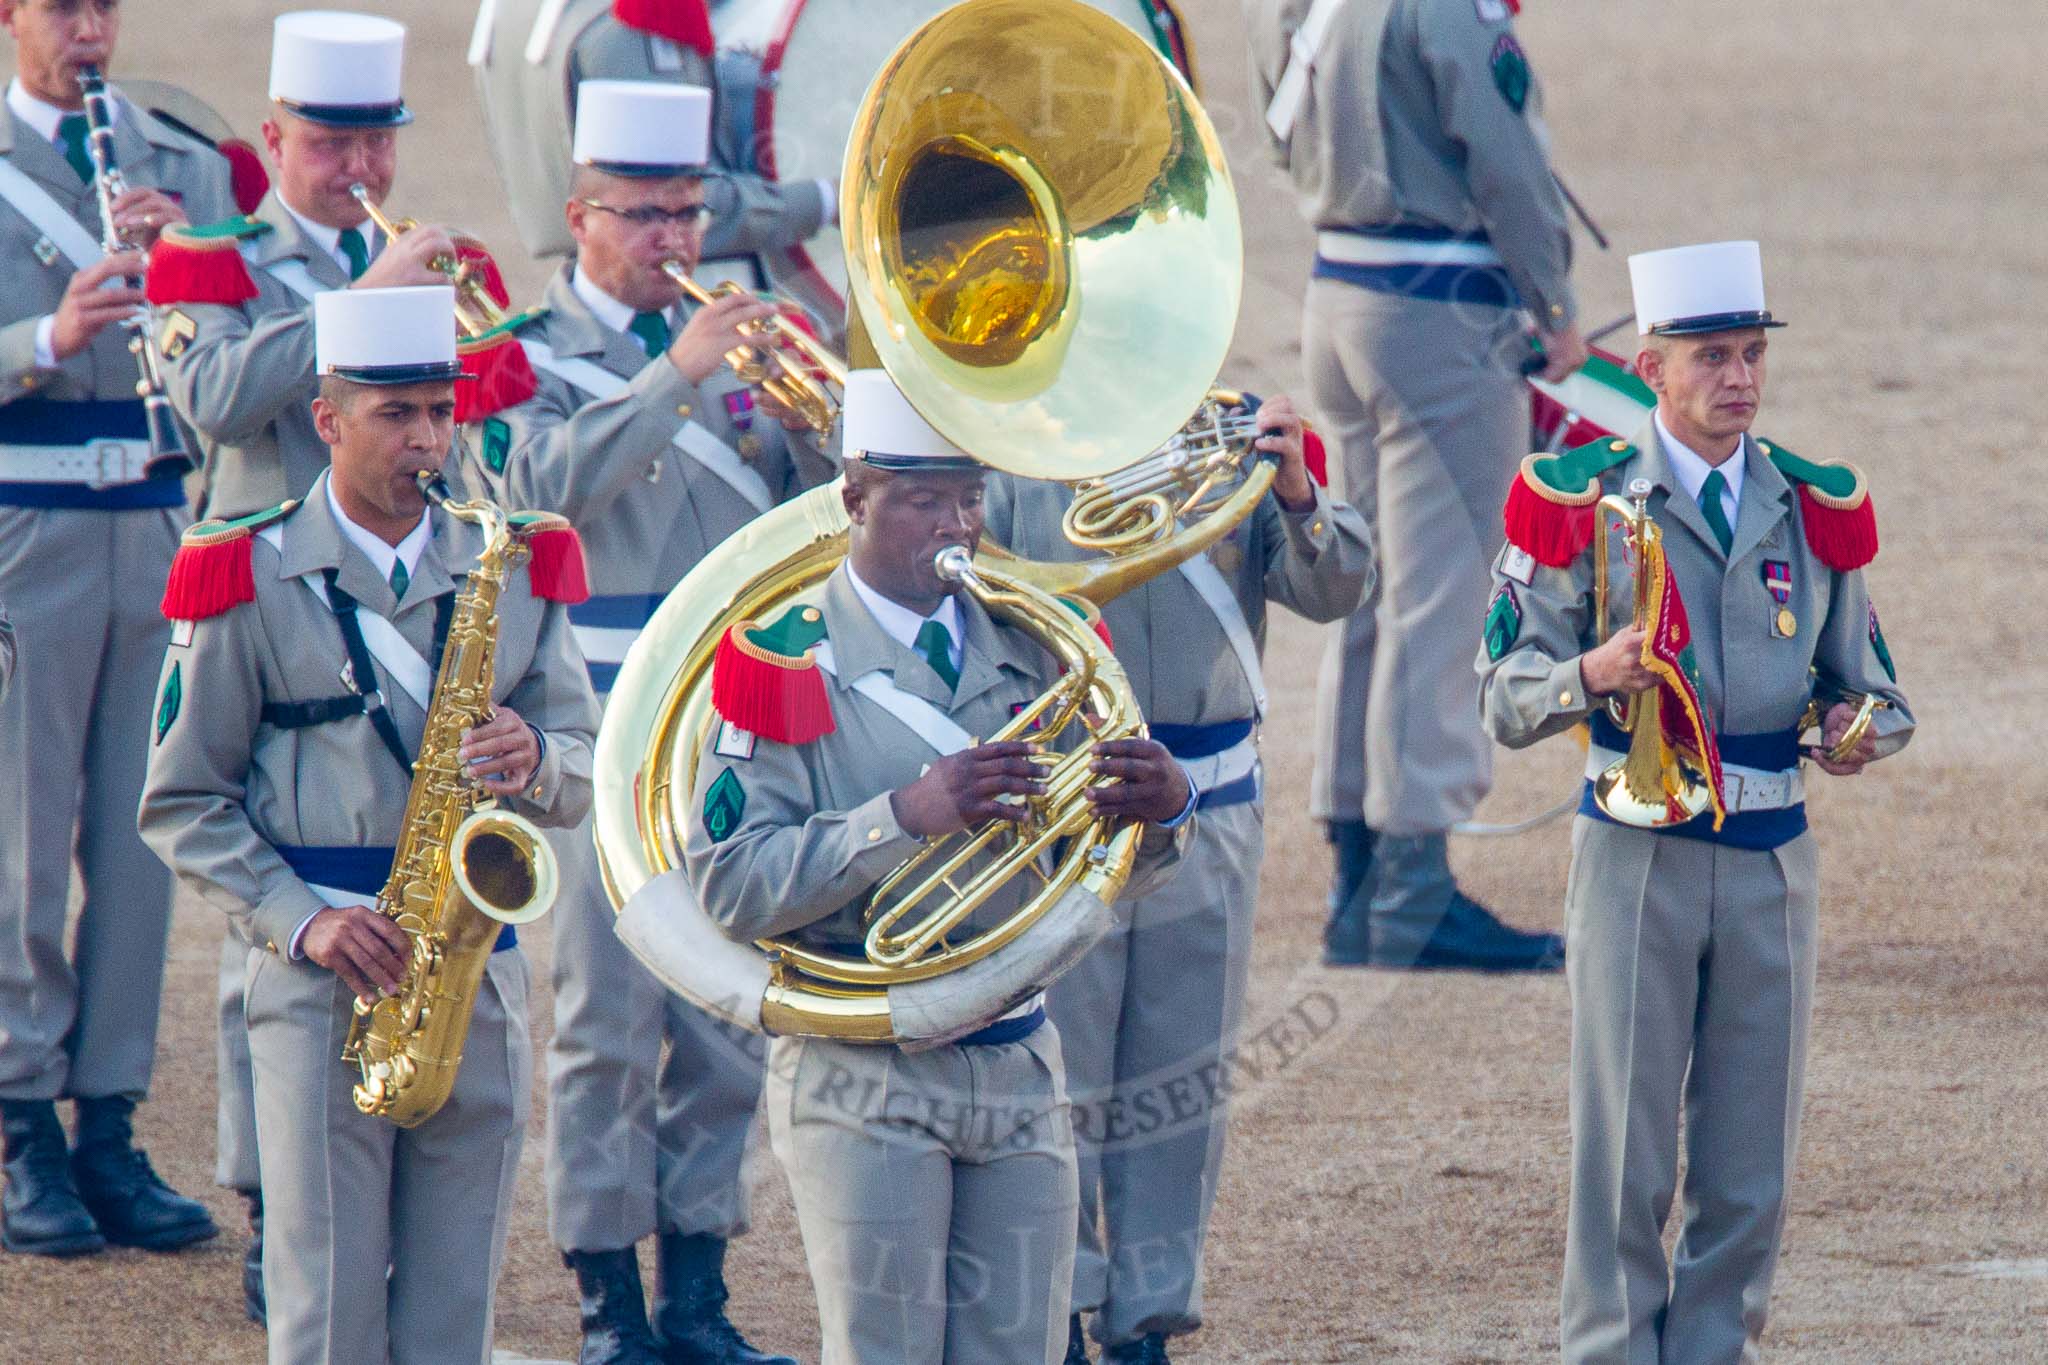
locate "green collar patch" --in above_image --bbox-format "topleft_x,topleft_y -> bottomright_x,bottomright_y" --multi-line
481,417 -> 511,473
1484,583 -> 1521,662
155,660 -> 182,744
744,603 -> 829,661
1756,438 -> 1862,504
703,766 -> 745,842
1525,436 -> 1637,503
181,213 -> 273,242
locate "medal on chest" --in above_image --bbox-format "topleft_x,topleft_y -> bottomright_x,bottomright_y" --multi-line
1761,560 -> 1796,638
724,390 -> 763,461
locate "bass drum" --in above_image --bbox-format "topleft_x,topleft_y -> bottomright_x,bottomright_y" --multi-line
713,0 -> 1197,316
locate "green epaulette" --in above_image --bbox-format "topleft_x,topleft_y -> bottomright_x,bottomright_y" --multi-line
180,498 -> 297,547
1503,436 -> 1638,567
1756,438 -> 1862,504
1525,435 -> 1638,502
179,212 -> 273,243
1756,438 -> 1877,569
160,499 -> 297,620
710,604 -> 834,745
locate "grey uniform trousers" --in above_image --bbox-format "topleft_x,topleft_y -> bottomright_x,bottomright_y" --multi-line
1048,799 -> 1260,1347
1304,280 -> 1528,835
547,820 -> 764,1251
766,1026 -> 1079,1365
0,505 -> 180,1100
245,943 -> 532,1365
1560,818 -> 1819,1365
216,930 -> 261,1189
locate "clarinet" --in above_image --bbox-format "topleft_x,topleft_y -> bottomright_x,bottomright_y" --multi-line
76,64 -> 190,478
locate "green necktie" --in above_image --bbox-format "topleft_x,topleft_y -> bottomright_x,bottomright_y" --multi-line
914,619 -> 959,691
1698,469 -> 1735,554
628,310 -> 670,358
55,114 -> 91,183
388,558 -> 409,602
337,226 -> 371,281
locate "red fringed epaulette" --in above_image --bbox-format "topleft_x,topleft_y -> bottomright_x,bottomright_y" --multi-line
160,499 -> 297,620
1503,437 -> 1637,566
455,313 -> 546,424
455,240 -> 512,310
508,512 -> 591,604
145,219 -> 263,307
710,605 -> 834,745
1302,427 -> 1328,487
612,0 -> 713,54
1759,440 -> 1879,571
218,139 -> 270,216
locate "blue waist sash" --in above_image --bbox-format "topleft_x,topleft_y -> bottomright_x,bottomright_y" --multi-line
569,593 -> 668,693
0,398 -> 185,509
1311,257 -> 1517,309
275,844 -> 516,951
1150,718 -> 1259,810
1581,715 -> 1807,851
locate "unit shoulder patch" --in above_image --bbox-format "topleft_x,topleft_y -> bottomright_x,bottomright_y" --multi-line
180,212 -> 273,242
1868,603 -> 1896,682
157,307 -> 198,360
1484,583 -> 1521,662
1490,34 -> 1532,113
155,661 -> 182,744
713,720 -> 757,761
702,766 -> 745,842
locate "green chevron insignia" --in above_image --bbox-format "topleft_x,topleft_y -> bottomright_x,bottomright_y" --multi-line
155,662 -> 182,745
703,767 -> 745,842
1485,583 -> 1521,662
1491,34 -> 1531,114
482,417 -> 511,473
1869,604 -> 1896,682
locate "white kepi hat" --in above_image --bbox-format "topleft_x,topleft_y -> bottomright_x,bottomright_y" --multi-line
573,80 -> 712,176
1628,240 -> 1787,336
841,369 -> 978,472
269,11 -> 412,127
314,286 -> 464,385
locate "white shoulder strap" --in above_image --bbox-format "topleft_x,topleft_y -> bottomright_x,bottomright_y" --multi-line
257,524 -> 435,712
1176,554 -> 1269,718
1264,0 -> 1354,141
0,159 -> 101,270
522,338 -> 774,514
525,0 -> 575,64
468,0 -> 500,66
813,641 -> 973,757
261,256 -> 327,304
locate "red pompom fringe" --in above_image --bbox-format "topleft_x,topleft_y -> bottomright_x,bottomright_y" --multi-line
1797,488 -> 1878,571
160,536 -> 255,621
711,631 -> 835,745
455,334 -> 538,424
455,242 -> 512,310
1093,618 -> 1115,652
218,139 -> 270,216
1301,429 -> 1328,487
145,234 -> 257,307
522,526 -> 591,604
611,0 -> 714,54
1503,474 -> 1597,567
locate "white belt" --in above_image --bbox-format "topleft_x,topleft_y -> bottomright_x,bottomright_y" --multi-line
1176,733 -> 1260,796
572,623 -> 642,669
0,439 -> 155,488
1316,231 -> 1505,269
994,992 -> 1045,1024
1585,745 -> 1805,813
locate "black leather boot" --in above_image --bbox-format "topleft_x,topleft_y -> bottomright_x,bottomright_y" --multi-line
653,1233 -> 796,1365
69,1096 -> 216,1250
1321,820 -> 1377,966
1064,1312 -> 1093,1363
1,1100 -> 103,1256
242,1190 -> 266,1326
565,1247 -> 664,1365
1106,1334 -> 1171,1364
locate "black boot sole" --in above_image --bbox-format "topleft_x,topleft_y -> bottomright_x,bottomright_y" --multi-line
2,1224 -> 107,1256
96,1215 -> 219,1251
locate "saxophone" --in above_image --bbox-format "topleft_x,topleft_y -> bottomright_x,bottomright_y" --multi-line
341,474 -> 558,1127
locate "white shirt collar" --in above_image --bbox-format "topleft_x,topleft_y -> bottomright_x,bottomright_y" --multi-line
325,474 -> 430,595
570,266 -> 676,339
845,561 -> 964,673
1654,410 -> 1743,527
278,196 -> 373,277
6,78 -> 98,144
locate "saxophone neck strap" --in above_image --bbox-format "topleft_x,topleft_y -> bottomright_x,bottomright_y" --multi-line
271,568 -> 454,778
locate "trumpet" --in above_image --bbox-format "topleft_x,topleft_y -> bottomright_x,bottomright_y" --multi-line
347,183 -> 509,338
659,263 -> 846,436
1061,390 -> 1270,554
1799,689 -> 1889,764
1590,478 -> 1717,828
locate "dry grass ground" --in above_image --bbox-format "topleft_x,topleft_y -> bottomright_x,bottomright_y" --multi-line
1,2 -> 2041,1361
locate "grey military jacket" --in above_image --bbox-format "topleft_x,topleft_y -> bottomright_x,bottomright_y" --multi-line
981,474 -> 1373,727
0,598 -> 12,696
685,566 -> 1184,948
1245,0 -> 1575,325
0,94 -> 234,402
157,191 -> 362,519
460,262 -> 832,600
1477,418 -> 1913,760
471,0 -> 827,261
138,471 -> 600,955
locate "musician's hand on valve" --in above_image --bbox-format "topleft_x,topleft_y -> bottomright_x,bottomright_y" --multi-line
1086,737 -> 1195,825
1809,701 -> 1878,777
752,383 -> 815,433
301,904 -> 411,1004
49,253 -> 147,360
353,224 -> 458,289
891,741 -> 1045,839
1579,626 -> 1658,699
109,187 -> 186,247
1253,395 -> 1316,512
667,291 -> 778,384
459,708 -> 542,796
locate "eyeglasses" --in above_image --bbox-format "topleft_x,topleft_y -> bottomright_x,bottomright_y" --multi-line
577,199 -> 714,230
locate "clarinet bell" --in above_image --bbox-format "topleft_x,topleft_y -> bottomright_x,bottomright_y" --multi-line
140,390 -> 193,479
